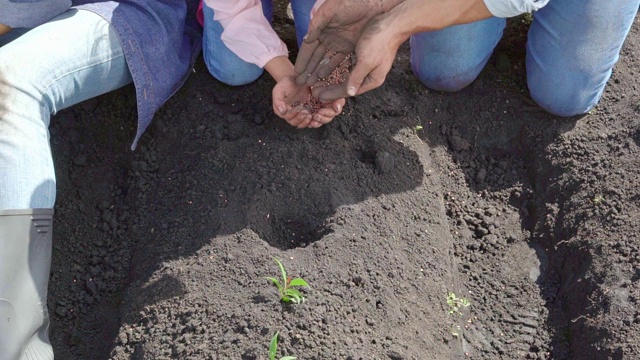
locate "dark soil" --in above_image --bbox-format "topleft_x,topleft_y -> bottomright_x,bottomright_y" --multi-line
47,6 -> 640,360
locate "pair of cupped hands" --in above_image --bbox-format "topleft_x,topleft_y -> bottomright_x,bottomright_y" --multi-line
272,0 -> 408,129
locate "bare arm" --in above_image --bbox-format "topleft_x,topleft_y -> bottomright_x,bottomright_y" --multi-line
0,24 -> 11,36
389,0 -> 492,40
313,0 -> 493,101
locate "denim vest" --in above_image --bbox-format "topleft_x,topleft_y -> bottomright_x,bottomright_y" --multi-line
74,0 -> 202,149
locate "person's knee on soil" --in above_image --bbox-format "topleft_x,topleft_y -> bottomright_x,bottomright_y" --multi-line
526,73 -> 602,117
202,52 -> 264,86
411,62 -> 483,92
200,2 -> 266,86
409,18 -> 505,93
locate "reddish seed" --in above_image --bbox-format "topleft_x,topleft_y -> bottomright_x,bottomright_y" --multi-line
291,53 -> 353,114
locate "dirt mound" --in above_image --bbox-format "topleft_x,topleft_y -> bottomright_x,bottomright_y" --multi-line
47,8 -> 639,360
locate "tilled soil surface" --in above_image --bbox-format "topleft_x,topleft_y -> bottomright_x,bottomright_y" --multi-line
47,8 -> 639,360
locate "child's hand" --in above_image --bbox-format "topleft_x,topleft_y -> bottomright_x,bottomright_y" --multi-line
273,76 -> 345,129
272,76 -> 313,128
309,94 -> 345,129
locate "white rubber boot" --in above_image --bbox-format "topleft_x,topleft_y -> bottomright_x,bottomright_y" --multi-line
0,209 -> 54,360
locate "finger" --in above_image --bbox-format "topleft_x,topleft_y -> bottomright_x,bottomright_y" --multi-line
285,109 -> 306,127
355,68 -> 387,96
297,46 -> 327,86
312,54 -> 382,101
316,53 -> 347,80
296,45 -> 327,86
315,104 -> 341,119
308,120 -> 323,128
295,39 -> 320,75
281,104 -> 305,122
313,83 -> 349,102
312,112 -> 336,125
344,59 -> 369,97
295,112 -> 313,129
272,97 -> 288,117
315,101 -> 343,119
346,59 -> 386,97
311,100 -> 343,121
305,70 -> 320,88
332,99 -> 345,114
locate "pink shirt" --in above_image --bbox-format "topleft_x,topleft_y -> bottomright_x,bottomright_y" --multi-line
199,0 -> 324,68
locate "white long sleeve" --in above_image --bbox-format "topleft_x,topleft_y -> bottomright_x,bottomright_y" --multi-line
483,0 -> 550,18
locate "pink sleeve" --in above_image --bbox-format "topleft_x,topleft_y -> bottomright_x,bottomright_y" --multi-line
202,0 -> 288,68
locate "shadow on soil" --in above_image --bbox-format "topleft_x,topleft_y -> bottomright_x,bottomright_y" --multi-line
47,13 -> 639,360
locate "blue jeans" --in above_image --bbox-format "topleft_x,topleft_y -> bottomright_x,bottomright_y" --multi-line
202,0 -> 315,86
410,0 -> 640,117
0,9 -> 132,210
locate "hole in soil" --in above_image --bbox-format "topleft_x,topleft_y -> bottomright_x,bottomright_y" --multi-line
356,149 -> 376,165
253,213 -> 333,250
633,129 -> 640,147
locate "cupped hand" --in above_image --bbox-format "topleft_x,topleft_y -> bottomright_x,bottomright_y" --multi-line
273,76 -> 345,128
309,97 -> 345,128
311,10 -> 407,102
294,0 -> 403,87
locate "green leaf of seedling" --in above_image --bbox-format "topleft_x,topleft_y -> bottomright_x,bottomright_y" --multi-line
287,278 -> 309,288
273,257 -> 288,287
264,277 -> 284,294
269,332 -> 279,360
286,288 -> 305,304
280,357 -> 297,360
286,288 -> 304,298
283,292 -> 301,304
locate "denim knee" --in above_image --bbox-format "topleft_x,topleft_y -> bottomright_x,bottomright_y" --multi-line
409,18 -> 505,92
411,59 -> 485,92
524,0 -> 639,117
527,72 -> 602,117
201,2 -> 265,86
202,53 -> 264,86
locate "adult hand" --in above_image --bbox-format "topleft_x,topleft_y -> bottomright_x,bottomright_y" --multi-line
301,0 -> 495,102
273,76 -> 345,128
311,10 -> 407,102
294,0 -> 404,87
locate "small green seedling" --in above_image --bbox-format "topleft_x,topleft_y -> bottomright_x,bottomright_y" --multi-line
264,257 -> 309,304
447,291 -> 471,316
591,194 -> 604,205
414,125 -> 423,132
269,331 -> 296,360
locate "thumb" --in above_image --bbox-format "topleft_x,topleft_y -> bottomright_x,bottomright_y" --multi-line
272,89 -> 287,116
345,60 -> 370,97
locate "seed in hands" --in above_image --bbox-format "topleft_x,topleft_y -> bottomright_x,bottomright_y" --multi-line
291,53 -> 353,114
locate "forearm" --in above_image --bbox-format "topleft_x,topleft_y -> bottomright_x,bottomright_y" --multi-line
265,56 -> 295,82
0,24 -> 11,36
386,0 -> 493,45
